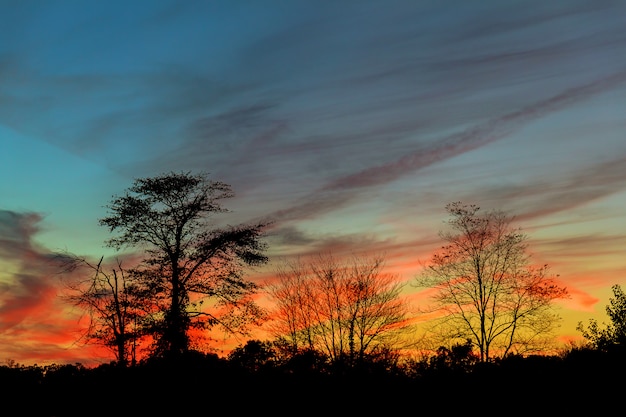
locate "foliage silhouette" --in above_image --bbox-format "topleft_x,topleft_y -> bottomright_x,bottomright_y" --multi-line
577,284 -> 626,352
227,339 -> 278,372
96,171 -> 270,359
427,339 -> 479,374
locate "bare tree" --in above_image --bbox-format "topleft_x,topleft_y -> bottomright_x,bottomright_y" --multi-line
62,256 -> 144,366
267,253 -> 409,366
99,171 -> 270,359
416,202 -> 568,362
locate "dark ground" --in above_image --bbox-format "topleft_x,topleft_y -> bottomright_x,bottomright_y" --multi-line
1,349 -> 622,415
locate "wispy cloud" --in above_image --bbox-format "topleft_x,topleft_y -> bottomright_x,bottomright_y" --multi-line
471,157 -> 626,223
265,70 -> 626,225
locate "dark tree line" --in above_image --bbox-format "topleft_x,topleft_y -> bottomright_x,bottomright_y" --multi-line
2,323 -> 625,415
3,263 -> 626,414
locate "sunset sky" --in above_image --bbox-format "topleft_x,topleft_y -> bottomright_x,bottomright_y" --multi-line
1,0 -> 625,366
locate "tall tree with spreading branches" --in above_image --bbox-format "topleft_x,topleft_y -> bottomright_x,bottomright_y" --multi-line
416,202 -> 568,362
99,171 -> 270,359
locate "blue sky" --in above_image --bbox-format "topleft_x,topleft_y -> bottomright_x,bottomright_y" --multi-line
1,0 -> 626,365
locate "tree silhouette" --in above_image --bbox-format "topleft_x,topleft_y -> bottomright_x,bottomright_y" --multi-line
577,284 -> 626,352
227,339 -> 277,372
62,256 -> 144,366
416,202 -> 568,361
99,171 -> 270,359
428,339 -> 479,373
267,253 -> 409,367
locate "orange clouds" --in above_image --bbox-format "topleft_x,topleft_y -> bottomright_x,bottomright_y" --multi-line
0,210 -> 114,366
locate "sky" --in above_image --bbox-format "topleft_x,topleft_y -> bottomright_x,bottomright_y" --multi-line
1,0 -> 625,366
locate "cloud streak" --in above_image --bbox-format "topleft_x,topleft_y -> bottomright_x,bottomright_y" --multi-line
266,69 -> 626,225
